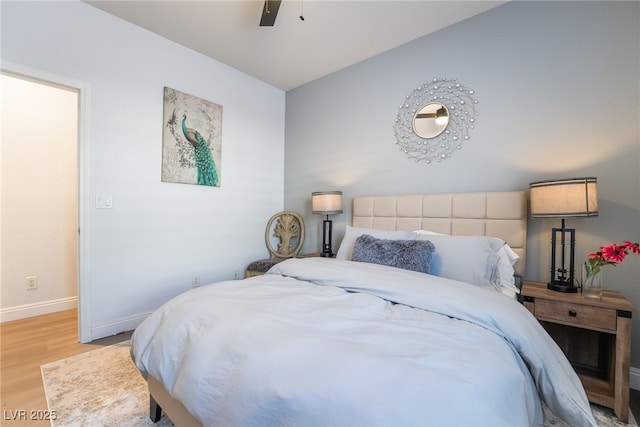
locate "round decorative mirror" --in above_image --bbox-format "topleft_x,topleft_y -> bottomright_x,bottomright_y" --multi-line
393,78 -> 478,164
412,102 -> 449,138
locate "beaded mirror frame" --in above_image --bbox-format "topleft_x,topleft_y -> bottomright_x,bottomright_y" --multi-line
393,78 -> 478,164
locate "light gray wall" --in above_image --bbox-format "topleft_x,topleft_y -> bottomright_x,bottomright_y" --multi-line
285,1 -> 640,365
1,1 -> 285,339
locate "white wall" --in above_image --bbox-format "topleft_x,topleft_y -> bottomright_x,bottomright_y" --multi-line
1,1 -> 286,339
1,74 -> 78,319
285,1 -> 640,365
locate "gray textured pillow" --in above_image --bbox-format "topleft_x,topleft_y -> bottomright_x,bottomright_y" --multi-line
352,234 -> 435,274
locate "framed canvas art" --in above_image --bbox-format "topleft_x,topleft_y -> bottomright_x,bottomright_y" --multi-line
162,87 -> 222,187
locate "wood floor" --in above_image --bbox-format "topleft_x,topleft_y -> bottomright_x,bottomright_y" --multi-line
2,309 -> 640,426
0,309 -> 131,426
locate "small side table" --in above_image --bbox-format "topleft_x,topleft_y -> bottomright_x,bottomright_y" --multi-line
521,281 -> 633,423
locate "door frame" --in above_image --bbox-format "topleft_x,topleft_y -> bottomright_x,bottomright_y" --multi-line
2,61 -> 92,342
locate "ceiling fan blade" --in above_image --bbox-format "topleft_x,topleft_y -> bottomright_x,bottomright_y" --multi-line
260,0 -> 282,26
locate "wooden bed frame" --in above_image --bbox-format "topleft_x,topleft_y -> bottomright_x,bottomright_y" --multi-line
148,375 -> 202,426
146,190 -> 528,426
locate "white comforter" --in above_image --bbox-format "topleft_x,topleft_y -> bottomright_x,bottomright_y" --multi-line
131,258 -> 596,427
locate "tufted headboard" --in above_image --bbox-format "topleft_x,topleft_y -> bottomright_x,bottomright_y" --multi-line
352,191 -> 527,277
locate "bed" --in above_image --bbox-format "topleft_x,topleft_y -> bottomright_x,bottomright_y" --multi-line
131,191 -> 597,427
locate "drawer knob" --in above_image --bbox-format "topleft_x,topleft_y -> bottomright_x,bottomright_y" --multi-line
569,309 -> 577,317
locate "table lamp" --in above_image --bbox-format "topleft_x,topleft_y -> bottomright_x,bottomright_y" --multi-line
312,191 -> 343,257
530,177 -> 598,292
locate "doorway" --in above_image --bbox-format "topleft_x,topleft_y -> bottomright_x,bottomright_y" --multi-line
1,64 -> 90,342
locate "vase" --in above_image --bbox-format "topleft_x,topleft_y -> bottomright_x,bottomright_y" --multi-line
582,264 -> 603,300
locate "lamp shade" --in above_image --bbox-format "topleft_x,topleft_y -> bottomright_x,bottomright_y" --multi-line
530,177 -> 598,218
312,191 -> 343,215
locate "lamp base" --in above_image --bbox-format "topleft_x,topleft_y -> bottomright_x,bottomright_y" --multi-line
547,281 -> 578,293
320,218 -> 334,259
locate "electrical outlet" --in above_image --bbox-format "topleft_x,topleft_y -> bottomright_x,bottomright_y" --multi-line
26,276 -> 38,290
192,276 -> 200,287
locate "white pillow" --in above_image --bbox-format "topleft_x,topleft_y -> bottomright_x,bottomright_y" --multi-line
414,234 -> 504,290
336,226 -> 417,260
494,244 -> 520,293
413,229 -> 443,236
414,230 -> 520,293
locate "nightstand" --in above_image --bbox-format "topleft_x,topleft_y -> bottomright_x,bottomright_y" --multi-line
521,281 -> 633,423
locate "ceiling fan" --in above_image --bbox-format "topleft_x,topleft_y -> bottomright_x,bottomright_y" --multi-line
260,0 -> 282,26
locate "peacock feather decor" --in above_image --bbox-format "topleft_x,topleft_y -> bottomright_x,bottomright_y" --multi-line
181,114 -> 218,186
161,87 -> 222,187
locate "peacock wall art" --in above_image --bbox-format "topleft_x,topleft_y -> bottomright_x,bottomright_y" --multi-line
161,87 -> 222,187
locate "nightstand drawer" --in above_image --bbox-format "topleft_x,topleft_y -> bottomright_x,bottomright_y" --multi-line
535,299 -> 617,331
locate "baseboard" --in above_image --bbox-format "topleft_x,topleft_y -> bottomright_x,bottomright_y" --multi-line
90,311 -> 152,341
0,297 -> 78,323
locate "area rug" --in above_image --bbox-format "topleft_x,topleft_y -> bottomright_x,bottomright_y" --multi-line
543,401 -> 637,427
41,341 -> 173,427
42,341 -> 636,427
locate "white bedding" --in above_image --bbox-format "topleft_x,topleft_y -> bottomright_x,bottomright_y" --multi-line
131,258 -> 596,427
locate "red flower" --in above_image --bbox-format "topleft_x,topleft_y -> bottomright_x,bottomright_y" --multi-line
588,252 -> 603,261
601,244 -> 627,263
584,240 -> 640,280
625,241 -> 640,255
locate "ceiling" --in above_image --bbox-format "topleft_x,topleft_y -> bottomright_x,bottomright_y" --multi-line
86,1 -> 507,91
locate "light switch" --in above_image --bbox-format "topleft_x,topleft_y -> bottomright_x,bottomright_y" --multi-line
96,194 -> 113,209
